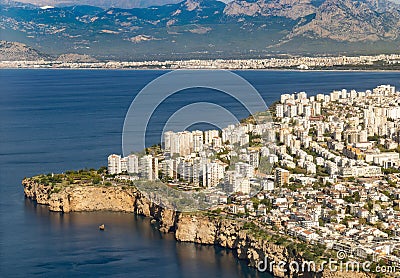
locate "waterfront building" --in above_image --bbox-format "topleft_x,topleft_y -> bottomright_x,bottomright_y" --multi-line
108,154 -> 121,175
139,155 -> 159,181
127,154 -> 139,174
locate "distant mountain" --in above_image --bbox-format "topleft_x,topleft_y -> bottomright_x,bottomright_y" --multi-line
0,0 -> 183,9
0,40 -> 47,60
0,0 -> 399,60
288,0 -> 400,42
224,0 -> 400,41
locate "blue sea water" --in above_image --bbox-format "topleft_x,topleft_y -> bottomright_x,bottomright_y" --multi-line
0,69 -> 399,277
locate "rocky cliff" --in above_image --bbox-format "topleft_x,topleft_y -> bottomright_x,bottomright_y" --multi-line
22,178 -> 177,232
175,214 -> 374,278
22,178 -> 374,278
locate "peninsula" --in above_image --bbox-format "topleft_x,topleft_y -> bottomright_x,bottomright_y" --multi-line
23,84 -> 400,277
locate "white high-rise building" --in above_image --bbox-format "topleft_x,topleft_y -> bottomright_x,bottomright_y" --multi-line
316,94 -> 325,102
121,157 -> 128,173
297,103 -> 304,116
192,157 -> 206,186
225,171 -> 250,194
178,131 -> 193,156
160,159 -> 178,180
297,92 -> 307,100
249,150 -> 260,168
262,179 -> 275,191
164,131 -> 180,155
164,131 -> 193,156
212,137 -> 223,149
139,155 -> 159,181
330,91 -> 340,102
204,130 -> 219,145
192,130 -> 204,152
203,162 -> 225,188
108,154 -> 121,175
179,159 -> 193,182
288,104 -> 297,118
127,154 -> 139,174
235,162 -> 254,178
312,102 -> 322,116
276,104 -> 284,118
280,94 -> 291,103
163,131 -> 174,153
239,134 -> 249,146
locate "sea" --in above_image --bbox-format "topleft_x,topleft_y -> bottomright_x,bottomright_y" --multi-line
0,69 -> 399,277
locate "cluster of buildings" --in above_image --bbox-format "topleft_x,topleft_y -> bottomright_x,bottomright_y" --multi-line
2,54 -> 400,70
108,84 -> 400,264
109,123 -> 272,194
108,154 -> 158,180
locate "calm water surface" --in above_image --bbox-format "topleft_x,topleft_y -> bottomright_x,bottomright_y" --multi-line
0,69 -> 399,277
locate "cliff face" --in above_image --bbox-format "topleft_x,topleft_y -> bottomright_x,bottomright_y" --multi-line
22,178 -> 177,232
174,214 -> 374,278
22,179 -> 373,278
175,214 -> 289,277
23,179 -> 136,212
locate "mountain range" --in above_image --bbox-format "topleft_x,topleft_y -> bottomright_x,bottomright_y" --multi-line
1,0 -> 400,60
1,0 -> 184,9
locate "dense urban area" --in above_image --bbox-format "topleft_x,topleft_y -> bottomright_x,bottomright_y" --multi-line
1,54 -> 400,70
106,84 -> 400,269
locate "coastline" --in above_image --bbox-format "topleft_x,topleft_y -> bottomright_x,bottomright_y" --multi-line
1,66 -> 400,72
22,178 -> 375,278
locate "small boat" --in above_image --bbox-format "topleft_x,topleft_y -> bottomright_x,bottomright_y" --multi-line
99,224 -> 105,231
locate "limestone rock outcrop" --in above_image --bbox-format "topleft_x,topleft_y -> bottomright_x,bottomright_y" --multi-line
22,178 -> 375,278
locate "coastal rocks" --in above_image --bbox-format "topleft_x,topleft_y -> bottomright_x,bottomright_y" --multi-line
134,191 -> 152,216
216,219 -> 240,248
22,179 -> 376,278
48,186 -> 136,213
173,214 -> 373,278
175,214 -> 218,244
22,178 -> 178,232
134,191 -> 177,233
23,179 -> 136,213
23,178 -> 52,205
174,214 -> 289,277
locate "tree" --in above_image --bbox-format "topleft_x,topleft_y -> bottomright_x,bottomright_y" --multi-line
93,177 -> 101,184
97,166 -> 107,174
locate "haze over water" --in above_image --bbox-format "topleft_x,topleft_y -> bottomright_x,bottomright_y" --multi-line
0,69 -> 399,277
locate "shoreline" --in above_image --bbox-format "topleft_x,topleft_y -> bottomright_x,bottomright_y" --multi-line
21,178 -> 375,278
1,67 -> 400,73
